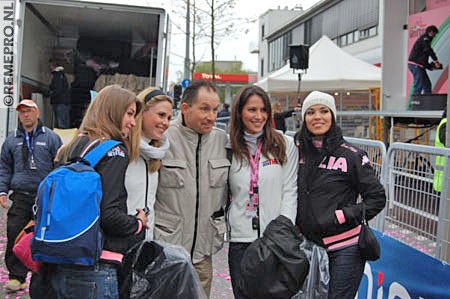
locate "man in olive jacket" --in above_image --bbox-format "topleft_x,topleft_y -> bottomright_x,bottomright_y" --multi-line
155,80 -> 229,297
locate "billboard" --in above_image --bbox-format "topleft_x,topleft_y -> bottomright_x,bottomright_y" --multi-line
357,231 -> 450,299
406,6 -> 450,104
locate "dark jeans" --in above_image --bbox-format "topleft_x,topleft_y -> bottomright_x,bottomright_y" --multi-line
6,192 -> 34,283
53,104 -> 71,129
408,64 -> 432,95
30,269 -> 56,299
51,263 -> 119,299
228,242 -> 251,299
327,245 -> 365,299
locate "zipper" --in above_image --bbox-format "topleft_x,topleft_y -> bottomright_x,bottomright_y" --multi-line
190,134 -> 202,258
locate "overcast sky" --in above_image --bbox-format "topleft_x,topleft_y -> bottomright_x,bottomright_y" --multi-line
83,0 -> 321,82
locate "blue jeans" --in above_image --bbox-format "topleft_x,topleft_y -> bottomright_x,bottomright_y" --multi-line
53,104 -> 71,129
408,64 -> 432,95
327,245 -> 365,299
228,242 -> 251,299
51,263 -> 118,299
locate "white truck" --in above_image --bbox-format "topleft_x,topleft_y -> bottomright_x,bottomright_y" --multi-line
1,0 -> 171,145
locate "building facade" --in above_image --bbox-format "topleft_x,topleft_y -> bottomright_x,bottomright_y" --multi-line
257,0 -> 382,80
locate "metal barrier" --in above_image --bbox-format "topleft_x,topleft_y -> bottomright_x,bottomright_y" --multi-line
215,117 -> 230,132
384,142 -> 450,261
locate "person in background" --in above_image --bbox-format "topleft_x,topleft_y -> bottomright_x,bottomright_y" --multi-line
217,103 -> 231,125
433,110 -> 447,192
154,80 -> 229,297
126,87 -> 173,240
52,85 -> 148,299
218,103 -> 230,118
0,99 -> 62,296
272,102 -> 301,133
408,25 -> 442,95
49,62 -> 71,129
227,85 -> 298,299
295,91 -> 386,299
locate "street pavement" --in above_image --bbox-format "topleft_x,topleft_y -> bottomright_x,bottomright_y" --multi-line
0,208 -> 234,298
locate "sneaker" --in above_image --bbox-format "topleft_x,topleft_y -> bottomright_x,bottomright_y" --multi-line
4,279 -> 27,293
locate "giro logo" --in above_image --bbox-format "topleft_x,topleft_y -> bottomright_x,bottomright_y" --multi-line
1,0 -> 14,108
358,263 -> 424,299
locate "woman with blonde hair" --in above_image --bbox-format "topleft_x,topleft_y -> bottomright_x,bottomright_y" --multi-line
125,87 -> 173,240
52,85 -> 148,299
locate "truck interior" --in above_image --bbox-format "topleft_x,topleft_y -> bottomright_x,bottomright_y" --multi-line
20,1 -> 165,127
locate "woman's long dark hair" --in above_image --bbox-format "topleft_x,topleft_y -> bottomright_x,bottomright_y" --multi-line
229,85 -> 287,165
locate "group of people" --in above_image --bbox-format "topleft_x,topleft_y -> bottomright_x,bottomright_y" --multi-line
1,80 -> 386,299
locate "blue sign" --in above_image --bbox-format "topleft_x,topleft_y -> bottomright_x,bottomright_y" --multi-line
181,79 -> 191,89
357,230 -> 450,299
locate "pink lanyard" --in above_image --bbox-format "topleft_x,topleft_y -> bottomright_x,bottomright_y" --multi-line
248,140 -> 263,208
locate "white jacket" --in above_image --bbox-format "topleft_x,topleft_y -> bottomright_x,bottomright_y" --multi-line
228,134 -> 298,243
125,156 -> 158,240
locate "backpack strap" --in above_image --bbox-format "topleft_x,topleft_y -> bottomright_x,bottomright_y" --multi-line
83,140 -> 122,168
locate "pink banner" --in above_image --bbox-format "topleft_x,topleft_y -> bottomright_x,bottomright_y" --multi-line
426,0 -> 450,10
407,9 -> 450,97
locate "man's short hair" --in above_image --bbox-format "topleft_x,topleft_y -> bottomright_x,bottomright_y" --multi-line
426,25 -> 438,34
181,80 -> 218,106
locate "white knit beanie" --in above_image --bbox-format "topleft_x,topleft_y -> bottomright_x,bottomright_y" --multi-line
301,91 -> 337,120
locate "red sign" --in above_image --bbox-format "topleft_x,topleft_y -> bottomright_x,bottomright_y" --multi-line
193,72 -> 255,83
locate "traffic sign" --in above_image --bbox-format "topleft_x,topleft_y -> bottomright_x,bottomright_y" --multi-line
181,79 -> 191,89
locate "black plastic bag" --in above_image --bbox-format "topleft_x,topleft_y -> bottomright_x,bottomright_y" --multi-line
240,215 -> 310,299
119,240 -> 206,299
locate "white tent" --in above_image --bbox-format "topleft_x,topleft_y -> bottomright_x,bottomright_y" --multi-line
257,35 -> 381,92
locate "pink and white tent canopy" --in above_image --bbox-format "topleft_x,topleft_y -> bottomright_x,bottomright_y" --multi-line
257,35 -> 381,92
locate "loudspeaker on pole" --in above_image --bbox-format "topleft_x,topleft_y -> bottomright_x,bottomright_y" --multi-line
289,45 -> 309,70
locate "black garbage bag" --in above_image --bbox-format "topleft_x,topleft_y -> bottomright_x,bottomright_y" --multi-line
119,241 -> 206,299
239,215 -> 310,299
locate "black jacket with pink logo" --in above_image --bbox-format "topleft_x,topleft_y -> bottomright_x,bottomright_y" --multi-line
294,124 -> 386,248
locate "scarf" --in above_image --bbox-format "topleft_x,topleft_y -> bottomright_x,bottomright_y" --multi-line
140,134 -> 170,161
244,130 -> 263,155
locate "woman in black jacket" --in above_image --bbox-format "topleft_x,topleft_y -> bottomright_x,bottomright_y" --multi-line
53,85 -> 148,299
295,91 -> 386,299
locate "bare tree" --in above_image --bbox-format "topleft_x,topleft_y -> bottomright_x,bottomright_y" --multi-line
202,0 -> 237,85
170,0 -> 209,79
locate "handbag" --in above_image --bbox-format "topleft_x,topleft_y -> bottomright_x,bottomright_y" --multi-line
13,220 -> 42,273
358,203 -> 380,261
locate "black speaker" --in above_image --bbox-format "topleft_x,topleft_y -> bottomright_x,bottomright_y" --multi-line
289,45 -> 309,70
410,94 -> 447,111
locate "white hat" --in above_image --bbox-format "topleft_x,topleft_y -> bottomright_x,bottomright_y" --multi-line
16,99 -> 39,111
301,91 -> 336,120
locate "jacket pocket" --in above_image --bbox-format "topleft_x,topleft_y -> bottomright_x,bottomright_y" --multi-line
210,209 -> 226,254
159,159 -> 187,188
208,159 -> 230,188
154,210 -> 183,244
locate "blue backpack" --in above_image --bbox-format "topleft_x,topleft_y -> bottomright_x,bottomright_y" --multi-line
31,140 -> 121,265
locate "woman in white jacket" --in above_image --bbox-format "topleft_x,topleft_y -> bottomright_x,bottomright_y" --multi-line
125,87 -> 173,240
227,85 -> 298,299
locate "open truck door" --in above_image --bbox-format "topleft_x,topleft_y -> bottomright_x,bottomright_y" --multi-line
0,0 -> 20,146
9,0 -> 169,130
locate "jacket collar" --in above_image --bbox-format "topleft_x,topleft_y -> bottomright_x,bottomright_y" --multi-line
15,119 -> 45,137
